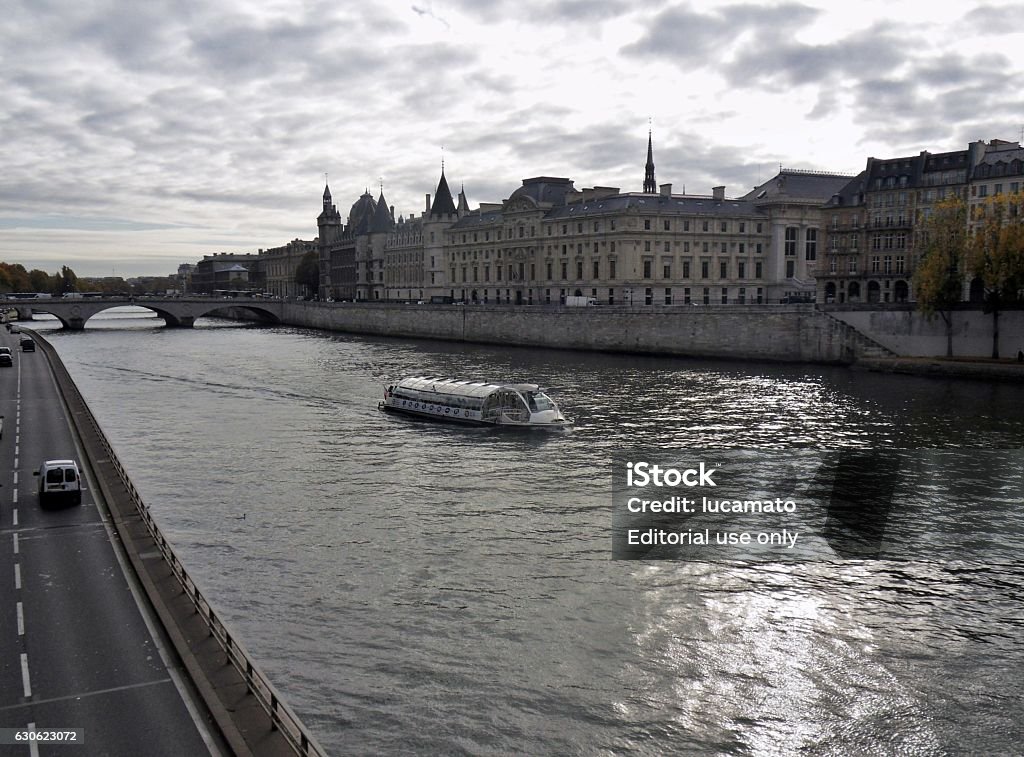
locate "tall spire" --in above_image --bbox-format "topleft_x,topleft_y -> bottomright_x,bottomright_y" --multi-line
643,127 -> 656,193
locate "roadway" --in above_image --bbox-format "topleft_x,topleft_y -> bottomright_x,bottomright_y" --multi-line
0,326 -> 225,755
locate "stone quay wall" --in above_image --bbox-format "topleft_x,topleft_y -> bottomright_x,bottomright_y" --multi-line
270,302 -> 868,363
824,305 -> 1024,358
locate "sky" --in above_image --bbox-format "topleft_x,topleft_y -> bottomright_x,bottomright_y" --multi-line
2,1 -> 1023,278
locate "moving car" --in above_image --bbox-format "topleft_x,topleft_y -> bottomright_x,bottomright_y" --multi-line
35,460 -> 83,506
0,352 -> 12,367
20,336 -> 34,351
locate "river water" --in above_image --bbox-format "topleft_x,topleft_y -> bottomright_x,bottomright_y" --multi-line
31,308 -> 1024,755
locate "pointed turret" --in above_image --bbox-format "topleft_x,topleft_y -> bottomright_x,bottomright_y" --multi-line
430,169 -> 457,217
370,189 -> 395,233
457,184 -> 469,214
323,183 -> 333,211
643,130 -> 656,193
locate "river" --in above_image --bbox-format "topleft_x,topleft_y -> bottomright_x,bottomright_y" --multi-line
31,308 -> 1024,755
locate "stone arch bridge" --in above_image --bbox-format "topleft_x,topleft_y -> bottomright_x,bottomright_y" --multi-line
0,296 -> 284,330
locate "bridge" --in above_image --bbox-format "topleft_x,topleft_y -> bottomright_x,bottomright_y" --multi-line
0,296 -> 284,330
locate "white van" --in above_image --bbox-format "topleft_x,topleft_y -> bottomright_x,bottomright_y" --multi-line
35,460 -> 83,506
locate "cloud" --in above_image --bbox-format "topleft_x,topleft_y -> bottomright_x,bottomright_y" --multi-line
961,3 -> 1024,31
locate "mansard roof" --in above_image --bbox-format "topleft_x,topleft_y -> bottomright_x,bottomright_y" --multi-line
972,144 -> 1024,179
430,170 -> 457,217
824,170 -> 867,207
508,177 -> 575,207
744,170 -> 854,204
546,192 -> 764,219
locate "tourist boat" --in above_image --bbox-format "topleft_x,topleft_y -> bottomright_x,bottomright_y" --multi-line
379,376 -> 572,427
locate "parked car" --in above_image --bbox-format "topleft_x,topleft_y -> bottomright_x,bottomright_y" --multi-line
35,459 -> 83,507
20,337 -> 35,352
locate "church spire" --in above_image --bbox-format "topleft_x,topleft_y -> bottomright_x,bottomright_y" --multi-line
643,128 -> 656,194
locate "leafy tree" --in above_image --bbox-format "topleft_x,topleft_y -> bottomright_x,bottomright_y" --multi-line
295,251 -> 320,296
914,197 -> 967,357
966,192 -> 1024,359
28,268 -> 53,293
58,265 -> 78,293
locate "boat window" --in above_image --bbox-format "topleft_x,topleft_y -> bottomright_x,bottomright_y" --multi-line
527,391 -> 554,412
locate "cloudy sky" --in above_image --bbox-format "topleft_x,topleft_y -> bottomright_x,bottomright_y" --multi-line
2,0 -> 1023,277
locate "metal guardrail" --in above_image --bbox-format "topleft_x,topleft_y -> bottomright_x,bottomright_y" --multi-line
29,330 -> 327,757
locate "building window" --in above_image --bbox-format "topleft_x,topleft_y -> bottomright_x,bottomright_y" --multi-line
593,260 -> 600,279
664,288 -> 672,304
805,228 -> 817,261
871,256 -> 880,272
684,220 -> 690,231
644,241 -> 651,252
577,261 -> 584,279
684,287 -> 691,304
546,262 -> 552,279
644,219 -> 651,230
702,220 -> 709,232
561,262 -> 567,279
663,264 -> 671,279
663,220 -> 670,231
785,227 -> 798,256
737,261 -> 745,278
682,260 -> 691,278
643,260 -> 652,278
785,260 -> 795,277
848,259 -> 858,274
663,241 -> 670,252
896,256 -> 905,273
884,255 -> 892,274
645,287 -> 653,305
703,287 -> 710,305
721,287 -> 728,304
701,260 -> 710,278
609,260 -> 616,279
719,260 -> 728,279
720,221 -> 727,232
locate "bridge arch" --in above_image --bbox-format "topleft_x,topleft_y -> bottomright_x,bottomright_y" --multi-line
4,297 -> 284,330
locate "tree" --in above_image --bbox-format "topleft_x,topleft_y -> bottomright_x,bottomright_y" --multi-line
28,268 -> 52,293
295,251 -> 320,297
58,265 -> 78,294
914,197 -> 967,357
966,192 -> 1024,359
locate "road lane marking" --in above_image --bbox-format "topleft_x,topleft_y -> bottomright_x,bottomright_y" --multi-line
27,721 -> 39,757
12,533 -> 18,554
12,488 -> 16,504
12,471 -> 17,485
20,654 -> 31,697
14,563 -> 21,590
16,601 -> 24,635
12,508 -> 17,526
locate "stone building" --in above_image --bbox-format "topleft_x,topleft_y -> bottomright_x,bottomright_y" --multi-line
261,239 -> 316,298
817,139 -> 1016,305
318,139 -> 851,305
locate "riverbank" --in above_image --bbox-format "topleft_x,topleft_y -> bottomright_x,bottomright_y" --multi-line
854,355 -> 1024,382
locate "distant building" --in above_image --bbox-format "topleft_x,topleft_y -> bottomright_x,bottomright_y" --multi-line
192,253 -> 263,294
260,239 -> 316,298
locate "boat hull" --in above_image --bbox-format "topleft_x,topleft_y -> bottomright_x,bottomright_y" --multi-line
378,400 -> 570,428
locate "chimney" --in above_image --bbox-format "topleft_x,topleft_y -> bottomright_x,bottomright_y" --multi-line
660,183 -> 672,197
712,186 -> 725,201
426,194 -> 431,212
